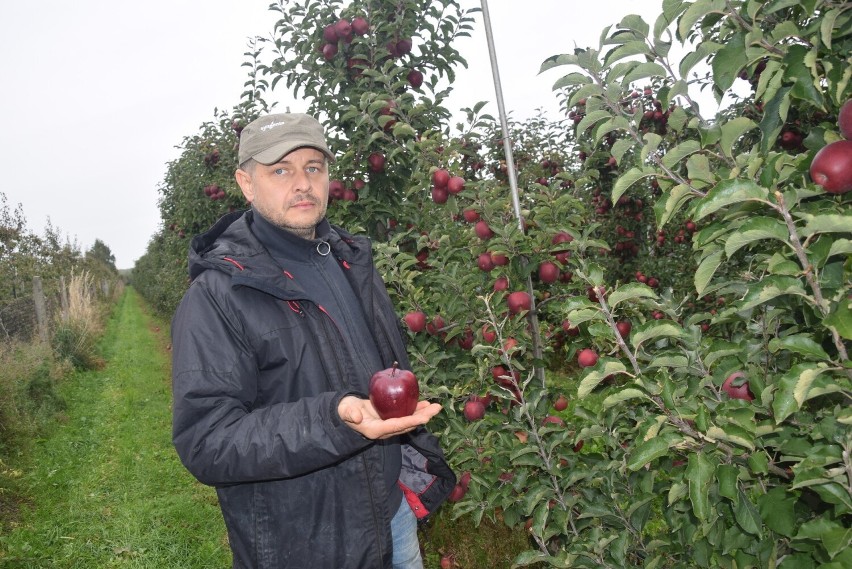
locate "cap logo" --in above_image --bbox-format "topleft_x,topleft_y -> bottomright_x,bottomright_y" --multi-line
260,121 -> 288,132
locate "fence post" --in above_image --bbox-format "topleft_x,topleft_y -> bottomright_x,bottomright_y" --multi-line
32,276 -> 49,342
59,275 -> 69,321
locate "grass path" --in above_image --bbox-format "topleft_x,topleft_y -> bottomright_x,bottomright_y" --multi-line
0,288 -> 230,568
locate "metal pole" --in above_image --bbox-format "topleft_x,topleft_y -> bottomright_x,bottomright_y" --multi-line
479,0 -> 546,385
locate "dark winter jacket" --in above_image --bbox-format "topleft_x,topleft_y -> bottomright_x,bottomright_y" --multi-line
171,209 -> 456,569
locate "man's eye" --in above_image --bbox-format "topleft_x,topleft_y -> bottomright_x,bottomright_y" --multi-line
307,166 -> 320,174
274,168 -> 287,175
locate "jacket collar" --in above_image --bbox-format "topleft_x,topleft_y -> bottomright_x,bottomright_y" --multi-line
251,209 -> 338,264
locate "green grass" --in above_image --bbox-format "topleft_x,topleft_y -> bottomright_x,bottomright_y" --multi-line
0,288 -> 229,568
1,288 -> 539,568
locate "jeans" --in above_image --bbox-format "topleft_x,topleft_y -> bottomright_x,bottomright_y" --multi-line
390,500 -> 424,569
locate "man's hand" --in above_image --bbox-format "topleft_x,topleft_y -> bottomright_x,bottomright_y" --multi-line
338,397 -> 442,439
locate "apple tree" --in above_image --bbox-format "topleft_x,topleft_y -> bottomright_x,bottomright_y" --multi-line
509,0 -> 852,566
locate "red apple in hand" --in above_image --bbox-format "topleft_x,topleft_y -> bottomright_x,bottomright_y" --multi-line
369,362 -> 419,419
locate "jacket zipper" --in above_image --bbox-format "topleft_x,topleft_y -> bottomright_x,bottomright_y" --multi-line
314,303 -> 386,565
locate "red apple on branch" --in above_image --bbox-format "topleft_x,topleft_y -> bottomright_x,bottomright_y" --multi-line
810,139 -> 852,194
506,291 -> 531,315
447,176 -> 466,194
367,152 -> 386,173
538,261 -> 559,284
839,98 -> 852,139
351,16 -> 369,36
722,371 -> 754,401
432,168 -> 450,188
369,362 -> 419,419
474,220 -> 494,240
403,311 -> 426,333
615,320 -> 632,338
577,348 -> 599,368
463,399 -> 485,421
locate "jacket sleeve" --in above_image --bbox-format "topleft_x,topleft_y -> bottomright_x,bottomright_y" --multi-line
170,279 -> 372,487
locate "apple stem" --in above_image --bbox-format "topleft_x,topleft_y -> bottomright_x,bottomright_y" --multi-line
391,361 -> 398,376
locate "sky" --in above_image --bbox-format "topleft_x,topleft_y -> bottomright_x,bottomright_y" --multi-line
2,0 -> 680,270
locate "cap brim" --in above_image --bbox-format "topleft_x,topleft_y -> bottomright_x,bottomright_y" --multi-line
252,140 -> 335,164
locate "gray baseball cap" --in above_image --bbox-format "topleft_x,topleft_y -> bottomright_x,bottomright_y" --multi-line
238,113 -> 335,165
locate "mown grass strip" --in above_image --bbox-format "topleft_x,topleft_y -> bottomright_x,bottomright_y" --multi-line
0,288 -> 229,568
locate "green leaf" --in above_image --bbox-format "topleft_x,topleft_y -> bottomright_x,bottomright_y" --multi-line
734,488 -> 763,537
623,62 -> 668,85
828,238 -> 852,259
767,334 -> 830,360
677,0 -> 726,41
695,250 -> 724,296
712,32 -> 748,93
552,71 -> 591,90
576,110 -> 613,134
594,116 -> 632,141
801,213 -> 852,236
632,321 -> 685,350
521,484 -> 552,516
719,117 -> 758,159
716,464 -> 739,501
784,44 -> 824,106
738,275 -> 809,312
577,360 -> 627,398
603,41 -> 652,67
647,354 -> 689,369
759,85 -> 792,154
692,179 -> 769,221
607,282 -> 658,308
758,487 -> 797,538
680,41 -> 723,77
654,183 -> 694,229
610,138 -> 635,165
706,425 -> 755,451
772,363 -> 832,424
661,140 -> 701,169
824,297 -> 852,340
627,432 -> 682,471
640,133 -> 663,162
686,153 -> 712,184
724,216 -> 790,258
602,387 -> 647,409
511,550 -> 555,567
686,451 -> 715,521
611,168 -> 651,206
820,8 -> 842,49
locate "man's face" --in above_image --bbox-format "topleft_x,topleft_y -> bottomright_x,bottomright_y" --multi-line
235,147 -> 330,239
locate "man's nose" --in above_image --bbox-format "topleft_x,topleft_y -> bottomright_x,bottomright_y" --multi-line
292,169 -> 311,192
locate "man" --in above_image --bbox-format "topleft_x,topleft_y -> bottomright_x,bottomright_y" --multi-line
171,113 -> 456,568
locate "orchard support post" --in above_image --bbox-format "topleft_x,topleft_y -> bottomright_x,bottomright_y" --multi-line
32,275 -> 48,342
480,0 -> 546,385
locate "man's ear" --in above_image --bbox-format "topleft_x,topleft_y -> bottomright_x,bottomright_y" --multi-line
235,169 -> 254,203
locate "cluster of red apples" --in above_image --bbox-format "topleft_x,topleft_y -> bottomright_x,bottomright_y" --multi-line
202,184 -> 226,201
318,15 -> 423,90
